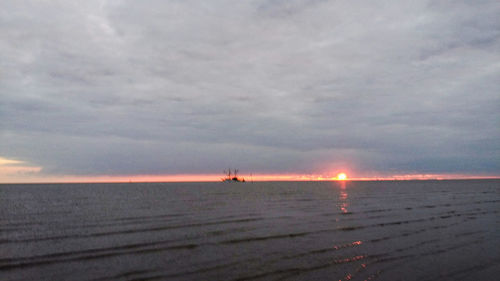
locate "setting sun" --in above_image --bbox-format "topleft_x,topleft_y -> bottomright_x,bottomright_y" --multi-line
337,173 -> 347,180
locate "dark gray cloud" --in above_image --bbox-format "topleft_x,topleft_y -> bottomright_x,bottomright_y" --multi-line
1,0 -> 499,178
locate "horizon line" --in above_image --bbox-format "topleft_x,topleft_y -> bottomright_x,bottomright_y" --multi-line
1,173 -> 499,184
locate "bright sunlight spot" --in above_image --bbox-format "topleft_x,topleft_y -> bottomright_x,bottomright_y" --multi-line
337,173 -> 347,180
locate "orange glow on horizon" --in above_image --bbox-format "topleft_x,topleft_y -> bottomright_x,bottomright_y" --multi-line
0,172 -> 499,184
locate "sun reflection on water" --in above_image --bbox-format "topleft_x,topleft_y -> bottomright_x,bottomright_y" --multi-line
339,180 -> 349,213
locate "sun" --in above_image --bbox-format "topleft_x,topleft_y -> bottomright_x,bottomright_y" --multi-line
337,173 -> 347,180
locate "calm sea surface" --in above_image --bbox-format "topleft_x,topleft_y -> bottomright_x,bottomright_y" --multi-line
1,180 -> 499,281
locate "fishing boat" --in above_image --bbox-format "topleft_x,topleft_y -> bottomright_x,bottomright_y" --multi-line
221,168 -> 245,182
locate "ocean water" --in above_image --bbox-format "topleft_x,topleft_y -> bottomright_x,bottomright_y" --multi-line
0,180 -> 499,281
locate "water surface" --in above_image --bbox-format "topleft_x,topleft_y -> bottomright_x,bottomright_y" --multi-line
1,180 -> 499,280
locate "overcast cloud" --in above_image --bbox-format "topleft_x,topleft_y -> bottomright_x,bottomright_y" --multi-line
1,0 -> 499,178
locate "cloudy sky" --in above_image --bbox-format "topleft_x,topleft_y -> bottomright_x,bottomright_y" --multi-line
1,0 -> 499,182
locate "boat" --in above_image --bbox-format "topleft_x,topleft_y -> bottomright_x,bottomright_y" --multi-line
221,168 -> 245,182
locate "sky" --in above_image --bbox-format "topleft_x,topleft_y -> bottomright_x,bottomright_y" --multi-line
1,0 -> 499,182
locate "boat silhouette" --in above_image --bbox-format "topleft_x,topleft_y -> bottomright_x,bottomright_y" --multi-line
221,168 -> 245,182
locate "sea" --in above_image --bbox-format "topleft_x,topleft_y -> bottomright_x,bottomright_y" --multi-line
1,180 -> 499,281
